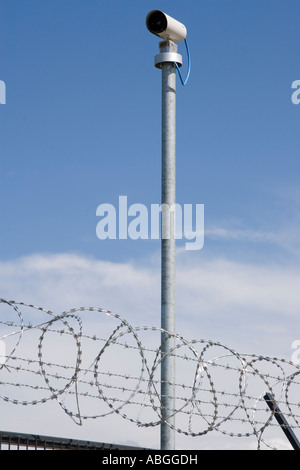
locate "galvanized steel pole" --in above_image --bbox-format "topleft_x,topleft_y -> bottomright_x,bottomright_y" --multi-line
146,11 -> 187,449
155,41 -> 182,451
161,59 -> 176,451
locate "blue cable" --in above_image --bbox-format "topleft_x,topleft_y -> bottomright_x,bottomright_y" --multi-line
175,38 -> 191,86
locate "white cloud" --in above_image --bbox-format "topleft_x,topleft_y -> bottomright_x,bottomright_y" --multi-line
1,251 -> 299,354
177,257 -> 300,317
0,252 -> 299,449
0,253 -> 160,324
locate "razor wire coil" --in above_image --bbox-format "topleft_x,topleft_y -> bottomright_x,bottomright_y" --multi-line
0,298 -> 300,449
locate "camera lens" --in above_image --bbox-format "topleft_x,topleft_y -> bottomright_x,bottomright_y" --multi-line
147,11 -> 167,34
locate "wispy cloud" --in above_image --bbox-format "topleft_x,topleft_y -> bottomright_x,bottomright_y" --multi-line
206,227 -> 278,242
204,223 -> 300,262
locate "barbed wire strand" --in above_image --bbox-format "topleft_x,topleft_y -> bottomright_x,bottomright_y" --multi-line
0,298 -> 300,449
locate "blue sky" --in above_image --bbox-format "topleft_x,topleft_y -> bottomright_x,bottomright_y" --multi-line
0,0 -> 300,449
1,0 -> 299,263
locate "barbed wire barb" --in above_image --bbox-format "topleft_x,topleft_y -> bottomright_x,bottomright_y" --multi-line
1,298 -> 300,449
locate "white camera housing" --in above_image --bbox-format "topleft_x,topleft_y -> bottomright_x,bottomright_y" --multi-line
146,10 -> 187,43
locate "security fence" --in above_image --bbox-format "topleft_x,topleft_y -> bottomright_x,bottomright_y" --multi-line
1,298 -> 300,450
0,429 -> 142,450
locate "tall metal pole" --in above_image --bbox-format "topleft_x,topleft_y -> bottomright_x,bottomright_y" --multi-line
155,40 -> 182,451
161,59 -> 176,451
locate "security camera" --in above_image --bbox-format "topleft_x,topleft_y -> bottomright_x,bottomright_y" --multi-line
146,10 -> 187,43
